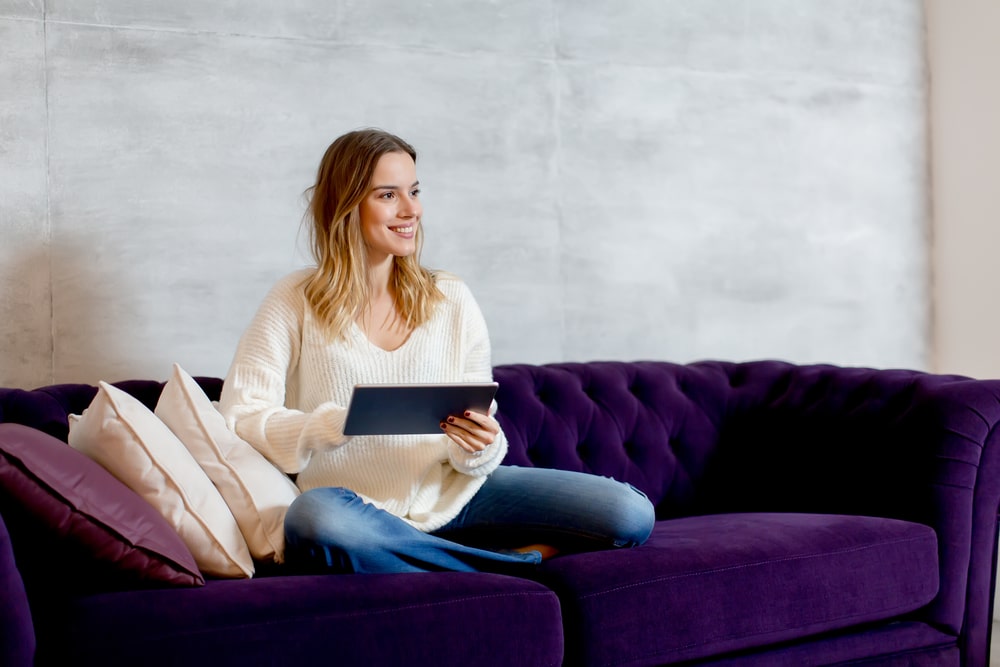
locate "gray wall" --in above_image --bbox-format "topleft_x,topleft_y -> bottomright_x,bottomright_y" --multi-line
1,1 -> 929,388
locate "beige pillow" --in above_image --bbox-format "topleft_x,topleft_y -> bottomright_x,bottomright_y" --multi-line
156,364 -> 299,563
69,381 -> 254,579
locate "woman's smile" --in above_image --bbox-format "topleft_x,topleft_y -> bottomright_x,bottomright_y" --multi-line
388,224 -> 415,238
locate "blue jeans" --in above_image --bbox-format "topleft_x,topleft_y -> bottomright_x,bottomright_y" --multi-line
283,466 -> 656,574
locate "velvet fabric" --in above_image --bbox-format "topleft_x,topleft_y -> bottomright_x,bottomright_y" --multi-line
3,361 -> 1000,666
493,360 -> 1000,665
691,621 -> 959,666
0,377 -> 224,442
535,513 -> 939,665
40,572 -> 563,666
0,513 -> 34,667
0,423 -> 204,591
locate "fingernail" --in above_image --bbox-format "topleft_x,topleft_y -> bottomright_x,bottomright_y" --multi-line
447,416 -> 455,423
440,422 -> 447,430
464,411 -> 471,417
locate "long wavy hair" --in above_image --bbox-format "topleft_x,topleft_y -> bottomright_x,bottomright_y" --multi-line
303,129 -> 444,341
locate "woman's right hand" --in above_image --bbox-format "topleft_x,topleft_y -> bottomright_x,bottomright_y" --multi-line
440,409 -> 499,455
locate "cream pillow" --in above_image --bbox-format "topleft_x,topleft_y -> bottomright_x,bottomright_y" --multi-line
156,364 -> 299,563
69,381 -> 254,579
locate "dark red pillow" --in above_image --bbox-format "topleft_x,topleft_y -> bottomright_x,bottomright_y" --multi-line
0,423 -> 203,593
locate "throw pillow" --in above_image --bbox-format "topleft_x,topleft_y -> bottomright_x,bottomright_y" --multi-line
0,422 -> 203,590
68,382 -> 254,578
156,363 -> 299,563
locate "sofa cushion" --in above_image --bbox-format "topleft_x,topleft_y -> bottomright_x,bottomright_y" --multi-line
0,423 -> 203,593
69,382 -> 254,578
41,572 -> 564,666
155,364 -> 299,564
537,513 -> 939,666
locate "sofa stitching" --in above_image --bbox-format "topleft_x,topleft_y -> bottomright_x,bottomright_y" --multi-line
603,598 -> 944,667
89,591 -> 565,666
100,590 -> 559,639
933,481 -> 975,491
941,427 -> 984,447
577,532 -> 936,599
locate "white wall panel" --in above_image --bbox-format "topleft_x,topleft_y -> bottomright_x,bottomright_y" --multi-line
0,1 -> 41,19
44,22 -> 561,382
557,60 -> 927,366
0,1 -> 930,386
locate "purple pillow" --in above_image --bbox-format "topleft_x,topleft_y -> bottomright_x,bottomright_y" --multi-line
0,423 -> 204,592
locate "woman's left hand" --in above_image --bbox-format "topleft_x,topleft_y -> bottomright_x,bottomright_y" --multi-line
440,409 -> 499,455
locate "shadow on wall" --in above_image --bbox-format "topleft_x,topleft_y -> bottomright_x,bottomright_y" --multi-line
46,235 -> 135,387
0,244 -> 52,389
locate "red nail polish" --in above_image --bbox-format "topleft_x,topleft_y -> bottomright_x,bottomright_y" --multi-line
440,422 -> 447,429
464,411 -> 471,417
447,416 -> 455,423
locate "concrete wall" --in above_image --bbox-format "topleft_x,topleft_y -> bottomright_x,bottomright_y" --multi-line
0,1 -> 929,387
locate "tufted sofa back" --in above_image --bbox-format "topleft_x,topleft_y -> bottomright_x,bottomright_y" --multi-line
0,360 -> 985,524
492,360 -> 984,522
0,378 -> 224,443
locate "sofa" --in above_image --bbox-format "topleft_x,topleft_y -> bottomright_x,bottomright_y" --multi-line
2,359 -> 999,666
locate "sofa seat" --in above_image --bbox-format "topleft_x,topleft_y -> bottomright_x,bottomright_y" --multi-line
537,513 -> 940,666
35,572 -> 564,666
692,620 -> 958,666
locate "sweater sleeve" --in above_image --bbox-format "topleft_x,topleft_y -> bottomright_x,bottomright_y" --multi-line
445,281 -> 509,477
219,272 -> 349,474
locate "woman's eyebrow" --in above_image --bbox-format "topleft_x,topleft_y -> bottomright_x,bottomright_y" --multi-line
371,181 -> 420,191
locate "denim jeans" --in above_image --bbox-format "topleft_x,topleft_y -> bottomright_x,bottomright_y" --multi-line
283,465 -> 656,574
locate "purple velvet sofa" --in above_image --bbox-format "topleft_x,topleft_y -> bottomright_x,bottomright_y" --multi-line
2,360 -> 999,666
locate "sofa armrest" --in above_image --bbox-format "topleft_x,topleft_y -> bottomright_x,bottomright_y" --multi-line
0,511 -> 35,667
693,362 -> 1000,662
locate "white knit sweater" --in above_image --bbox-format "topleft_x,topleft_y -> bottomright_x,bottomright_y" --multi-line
218,269 -> 508,532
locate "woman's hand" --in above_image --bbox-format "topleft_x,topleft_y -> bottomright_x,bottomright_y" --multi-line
440,409 -> 499,455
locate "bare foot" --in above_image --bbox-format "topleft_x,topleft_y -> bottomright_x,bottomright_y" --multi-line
512,544 -> 559,561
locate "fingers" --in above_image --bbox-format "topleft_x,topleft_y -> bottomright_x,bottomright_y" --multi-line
440,410 -> 498,453
441,426 -> 483,454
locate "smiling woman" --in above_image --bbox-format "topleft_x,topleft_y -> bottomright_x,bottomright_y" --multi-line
356,151 -> 425,351
300,131 -> 442,350
217,128 -> 655,574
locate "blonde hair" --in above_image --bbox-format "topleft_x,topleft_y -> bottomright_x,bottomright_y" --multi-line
303,129 -> 444,341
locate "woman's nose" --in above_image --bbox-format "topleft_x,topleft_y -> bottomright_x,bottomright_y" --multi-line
400,196 -> 421,218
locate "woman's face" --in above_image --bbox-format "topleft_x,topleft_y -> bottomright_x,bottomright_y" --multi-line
359,151 -> 421,264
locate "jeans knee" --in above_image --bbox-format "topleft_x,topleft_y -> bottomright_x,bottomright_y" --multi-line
285,487 -> 366,548
610,484 -> 656,547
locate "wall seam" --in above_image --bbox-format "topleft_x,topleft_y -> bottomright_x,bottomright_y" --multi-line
922,0 -> 938,374
42,5 -> 54,385
551,0 -> 566,363
30,17 -> 915,93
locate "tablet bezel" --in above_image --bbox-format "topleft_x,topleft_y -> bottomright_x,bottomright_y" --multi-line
342,382 -> 500,436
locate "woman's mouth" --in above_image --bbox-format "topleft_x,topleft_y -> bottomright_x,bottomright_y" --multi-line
389,225 -> 414,237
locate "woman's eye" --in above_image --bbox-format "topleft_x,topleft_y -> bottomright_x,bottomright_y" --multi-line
380,192 -> 395,200
410,189 -> 420,198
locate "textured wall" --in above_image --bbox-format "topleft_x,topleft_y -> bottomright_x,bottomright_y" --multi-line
0,1 -> 928,388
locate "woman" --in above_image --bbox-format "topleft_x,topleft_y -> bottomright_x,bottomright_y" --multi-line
219,128 -> 654,573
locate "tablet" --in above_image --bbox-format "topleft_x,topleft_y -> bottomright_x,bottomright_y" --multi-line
342,382 -> 499,436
